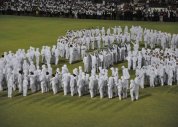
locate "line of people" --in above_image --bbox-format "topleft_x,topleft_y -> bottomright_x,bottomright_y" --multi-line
1,61 -> 141,101
0,26 -> 178,101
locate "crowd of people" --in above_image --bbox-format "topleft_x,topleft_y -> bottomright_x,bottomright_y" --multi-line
0,25 -> 178,101
0,0 -> 177,21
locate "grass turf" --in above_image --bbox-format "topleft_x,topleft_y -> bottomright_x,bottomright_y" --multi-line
0,15 -> 178,127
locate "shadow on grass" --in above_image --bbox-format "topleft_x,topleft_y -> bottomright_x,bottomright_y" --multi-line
87,99 -> 110,111
5,91 -> 51,108
14,92 -> 22,97
0,92 -> 7,97
166,85 -> 178,94
139,93 -> 152,100
46,96 -> 71,107
113,101 -> 132,113
44,94 -> 80,109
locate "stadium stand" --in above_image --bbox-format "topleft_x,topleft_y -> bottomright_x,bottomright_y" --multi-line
0,0 -> 177,22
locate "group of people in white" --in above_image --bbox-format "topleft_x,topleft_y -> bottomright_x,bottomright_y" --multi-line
129,48 -> 178,88
0,25 -> 178,101
83,44 -> 127,73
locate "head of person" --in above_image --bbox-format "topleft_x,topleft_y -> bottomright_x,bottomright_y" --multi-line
130,80 -> 134,83
121,66 -> 125,69
42,65 -> 46,69
64,64 -> 67,68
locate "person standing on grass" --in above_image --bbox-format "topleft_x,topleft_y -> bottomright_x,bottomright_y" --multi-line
8,75 -> 13,98
17,70 -> 23,93
107,76 -> 114,99
70,74 -> 77,96
29,72 -> 36,93
62,72 -> 70,96
77,73 -> 85,97
23,76 -> 28,97
98,75 -> 106,99
35,48 -> 40,67
50,74 -> 58,95
40,73 -> 47,94
89,74 -> 96,98
116,79 -> 123,100
122,66 -> 130,89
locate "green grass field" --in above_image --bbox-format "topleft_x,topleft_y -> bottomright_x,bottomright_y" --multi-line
0,15 -> 178,127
